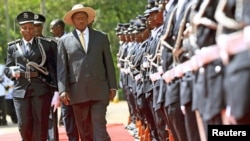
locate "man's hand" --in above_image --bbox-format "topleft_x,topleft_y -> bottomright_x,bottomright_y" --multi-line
109,89 -> 116,101
60,92 -> 70,105
51,91 -> 61,112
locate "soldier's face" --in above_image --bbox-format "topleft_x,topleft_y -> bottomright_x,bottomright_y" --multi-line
34,24 -> 43,37
155,11 -> 163,25
19,22 -> 34,41
147,12 -> 157,29
72,12 -> 88,32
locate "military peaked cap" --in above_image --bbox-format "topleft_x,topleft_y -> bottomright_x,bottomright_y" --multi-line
34,14 -> 46,24
16,11 -> 34,25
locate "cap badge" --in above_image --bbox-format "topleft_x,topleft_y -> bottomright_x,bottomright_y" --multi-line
24,13 -> 29,18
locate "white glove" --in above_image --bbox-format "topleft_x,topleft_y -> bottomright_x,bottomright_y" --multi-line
181,105 -> 186,115
51,91 -> 61,112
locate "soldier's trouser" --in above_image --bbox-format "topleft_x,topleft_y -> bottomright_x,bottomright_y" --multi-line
183,102 -> 200,141
165,102 -> 188,141
137,94 -> 160,141
123,85 -> 137,124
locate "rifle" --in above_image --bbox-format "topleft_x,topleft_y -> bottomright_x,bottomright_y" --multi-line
172,2 -> 194,66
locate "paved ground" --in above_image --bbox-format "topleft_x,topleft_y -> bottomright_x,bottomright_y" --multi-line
0,100 -> 130,136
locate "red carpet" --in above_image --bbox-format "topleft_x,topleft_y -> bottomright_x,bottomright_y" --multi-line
0,124 -> 135,141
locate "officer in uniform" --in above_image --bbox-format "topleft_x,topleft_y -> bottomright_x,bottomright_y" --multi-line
161,1 -> 191,141
34,13 -> 60,141
4,11 -> 57,141
34,14 -> 46,37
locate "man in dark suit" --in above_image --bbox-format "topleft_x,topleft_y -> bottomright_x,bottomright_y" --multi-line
4,11 -> 57,141
57,4 -> 117,141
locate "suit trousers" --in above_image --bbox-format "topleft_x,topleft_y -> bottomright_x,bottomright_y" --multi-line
72,100 -> 110,141
61,102 -> 79,141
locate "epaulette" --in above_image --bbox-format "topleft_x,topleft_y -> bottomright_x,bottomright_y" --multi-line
50,38 -> 58,43
7,39 -> 21,46
37,36 -> 52,42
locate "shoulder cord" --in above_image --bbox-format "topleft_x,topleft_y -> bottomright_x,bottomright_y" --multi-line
215,0 -> 244,30
26,39 -> 49,77
16,39 -> 48,80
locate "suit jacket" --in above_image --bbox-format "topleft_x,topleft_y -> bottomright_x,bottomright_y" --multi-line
4,37 -> 57,98
57,28 -> 117,104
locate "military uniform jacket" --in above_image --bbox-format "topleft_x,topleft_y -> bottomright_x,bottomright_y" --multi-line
4,37 -> 57,98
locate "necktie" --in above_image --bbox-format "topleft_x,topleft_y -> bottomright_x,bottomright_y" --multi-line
79,32 -> 86,52
26,42 -> 31,56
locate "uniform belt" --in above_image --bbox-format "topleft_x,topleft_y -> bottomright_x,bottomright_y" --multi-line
20,72 -> 39,78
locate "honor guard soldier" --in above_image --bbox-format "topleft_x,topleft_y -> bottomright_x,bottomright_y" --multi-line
162,0 -> 202,141
117,23 -> 137,132
4,11 -> 58,141
215,0 -> 250,125
187,1 -> 224,139
161,0 -> 191,141
137,1 -> 162,140
145,2 -> 170,141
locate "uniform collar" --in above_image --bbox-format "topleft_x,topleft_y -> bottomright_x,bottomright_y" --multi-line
23,37 -> 34,45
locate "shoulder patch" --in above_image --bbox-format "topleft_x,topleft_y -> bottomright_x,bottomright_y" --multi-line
8,39 -> 21,46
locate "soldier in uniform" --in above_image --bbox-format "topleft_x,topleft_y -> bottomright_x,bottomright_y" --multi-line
188,1 -> 224,139
161,0 -> 192,141
117,23 -> 138,133
33,14 -> 60,141
34,14 -> 46,37
163,0 -> 202,141
128,19 -> 147,139
136,1 -> 163,140
215,0 -> 250,124
4,11 -> 57,141
146,2 -> 170,140
125,21 -> 139,134
116,24 -> 132,126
